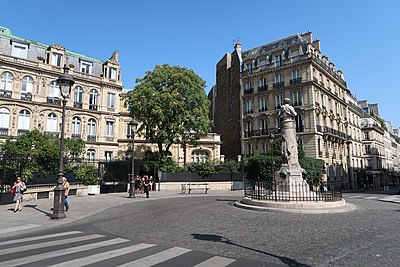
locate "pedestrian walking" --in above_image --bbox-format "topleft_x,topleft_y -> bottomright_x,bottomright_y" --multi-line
143,175 -> 150,198
12,176 -> 26,213
63,177 -> 70,211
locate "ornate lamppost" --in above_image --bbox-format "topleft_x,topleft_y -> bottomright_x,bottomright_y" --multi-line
127,120 -> 138,198
268,131 -> 275,177
51,65 -> 74,219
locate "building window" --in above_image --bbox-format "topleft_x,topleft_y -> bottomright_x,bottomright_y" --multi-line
191,150 -> 209,163
0,107 -> 10,129
364,131 -> 369,140
46,113 -> 57,132
106,121 -> 115,136
246,121 -> 253,137
295,115 -> 303,132
365,145 -> 370,154
89,89 -> 98,110
21,76 -> 34,94
88,118 -> 97,136
49,81 -> 59,97
259,97 -> 267,112
292,69 -> 299,79
292,91 -> 302,106
247,143 -> 253,156
274,73 -> 282,83
52,52 -> 62,67
74,86 -> 84,103
260,119 -> 268,132
105,151 -> 113,162
18,109 -> 30,130
109,67 -> 117,79
245,100 -> 253,114
87,149 -> 96,162
107,93 -> 115,108
11,42 -> 28,59
71,117 -> 82,135
274,55 -> 282,67
1,72 -> 13,91
80,60 -> 92,74
275,95 -> 283,109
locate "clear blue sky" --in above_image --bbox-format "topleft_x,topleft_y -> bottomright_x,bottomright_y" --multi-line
2,0 -> 400,127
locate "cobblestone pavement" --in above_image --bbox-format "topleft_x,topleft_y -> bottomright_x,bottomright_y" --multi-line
83,191 -> 400,267
1,190 -> 400,266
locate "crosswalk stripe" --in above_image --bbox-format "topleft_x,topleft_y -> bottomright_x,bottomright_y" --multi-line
365,196 -> 377,199
117,247 -> 191,267
0,238 -> 129,267
346,196 -> 360,199
47,243 -> 156,267
0,234 -> 103,256
0,231 -> 83,246
192,256 -> 236,267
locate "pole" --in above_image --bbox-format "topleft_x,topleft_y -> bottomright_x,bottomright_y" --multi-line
51,98 -> 67,219
128,126 -> 136,198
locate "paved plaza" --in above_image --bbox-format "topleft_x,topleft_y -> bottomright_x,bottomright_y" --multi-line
1,189 -> 400,266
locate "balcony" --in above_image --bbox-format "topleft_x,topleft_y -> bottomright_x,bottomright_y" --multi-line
71,134 -> 81,140
258,85 -> 268,92
244,88 -> 254,95
273,81 -> 284,89
105,136 -> 114,142
244,131 -> 254,138
45,131 -> 59,138
47,97 -> 61,105
21,93 -> 32,101
73,102 -> 83,109
17,129 -> 29,136
245,109 -> 254,114
0,128 -> 8,136
87,135 -> 96,142
0,90 -> 12,98
290,77 -> 302,85
293,100 -> 302,106
89,104 -> 98,111
259,107 -> 268,112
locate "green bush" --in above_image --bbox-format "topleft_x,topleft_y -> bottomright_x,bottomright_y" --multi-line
74,164 -> 98,185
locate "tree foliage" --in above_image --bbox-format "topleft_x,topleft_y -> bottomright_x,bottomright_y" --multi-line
74,164 -> 98,185
0,130 -> 86,180
123,64 -> 211,162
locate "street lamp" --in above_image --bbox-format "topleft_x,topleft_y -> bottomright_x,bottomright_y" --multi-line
268,131 -> 275,177
51,65 -> 74,220
127,120 -> 138,198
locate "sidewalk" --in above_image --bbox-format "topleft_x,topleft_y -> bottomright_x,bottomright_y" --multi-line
0,190 -> 244,238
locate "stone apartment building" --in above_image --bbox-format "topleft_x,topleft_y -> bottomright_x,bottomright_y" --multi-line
0,26 -> 221,166
210,32 -> 367,189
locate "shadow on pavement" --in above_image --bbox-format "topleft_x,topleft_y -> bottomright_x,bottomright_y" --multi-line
191,233 -> 311,267
24,204 -> 52,217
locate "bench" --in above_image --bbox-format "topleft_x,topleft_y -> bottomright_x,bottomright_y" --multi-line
187,183 -> 209,194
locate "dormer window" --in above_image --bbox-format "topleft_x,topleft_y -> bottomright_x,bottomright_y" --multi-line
52,52 -> 62,67
80,60 -> 92,74
11,42 -> 28,59
108,67 -> 117,79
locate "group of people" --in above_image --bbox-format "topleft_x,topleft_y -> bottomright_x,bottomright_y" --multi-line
134,175 -> 153,198
10,176 -> 70,213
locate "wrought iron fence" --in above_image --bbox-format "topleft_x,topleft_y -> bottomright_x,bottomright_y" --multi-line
244,178 -> 342,202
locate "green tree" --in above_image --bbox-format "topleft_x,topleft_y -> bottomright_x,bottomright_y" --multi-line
123,64 -> 211,164
0,130 -> 86,180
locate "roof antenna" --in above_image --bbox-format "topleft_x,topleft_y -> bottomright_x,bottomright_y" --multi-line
233,37 -> 241,47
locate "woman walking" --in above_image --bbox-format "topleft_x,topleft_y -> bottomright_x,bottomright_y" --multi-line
12,176 -> 26,213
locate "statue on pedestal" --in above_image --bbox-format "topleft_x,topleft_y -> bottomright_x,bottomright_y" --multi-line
276,98 -> 306,190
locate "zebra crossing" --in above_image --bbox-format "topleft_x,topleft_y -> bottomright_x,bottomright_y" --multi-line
0,230 -> 243,267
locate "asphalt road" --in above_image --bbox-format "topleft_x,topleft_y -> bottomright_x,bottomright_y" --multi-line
1,192 -> 400,266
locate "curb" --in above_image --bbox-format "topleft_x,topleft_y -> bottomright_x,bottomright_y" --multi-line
233,200 -> 357,214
